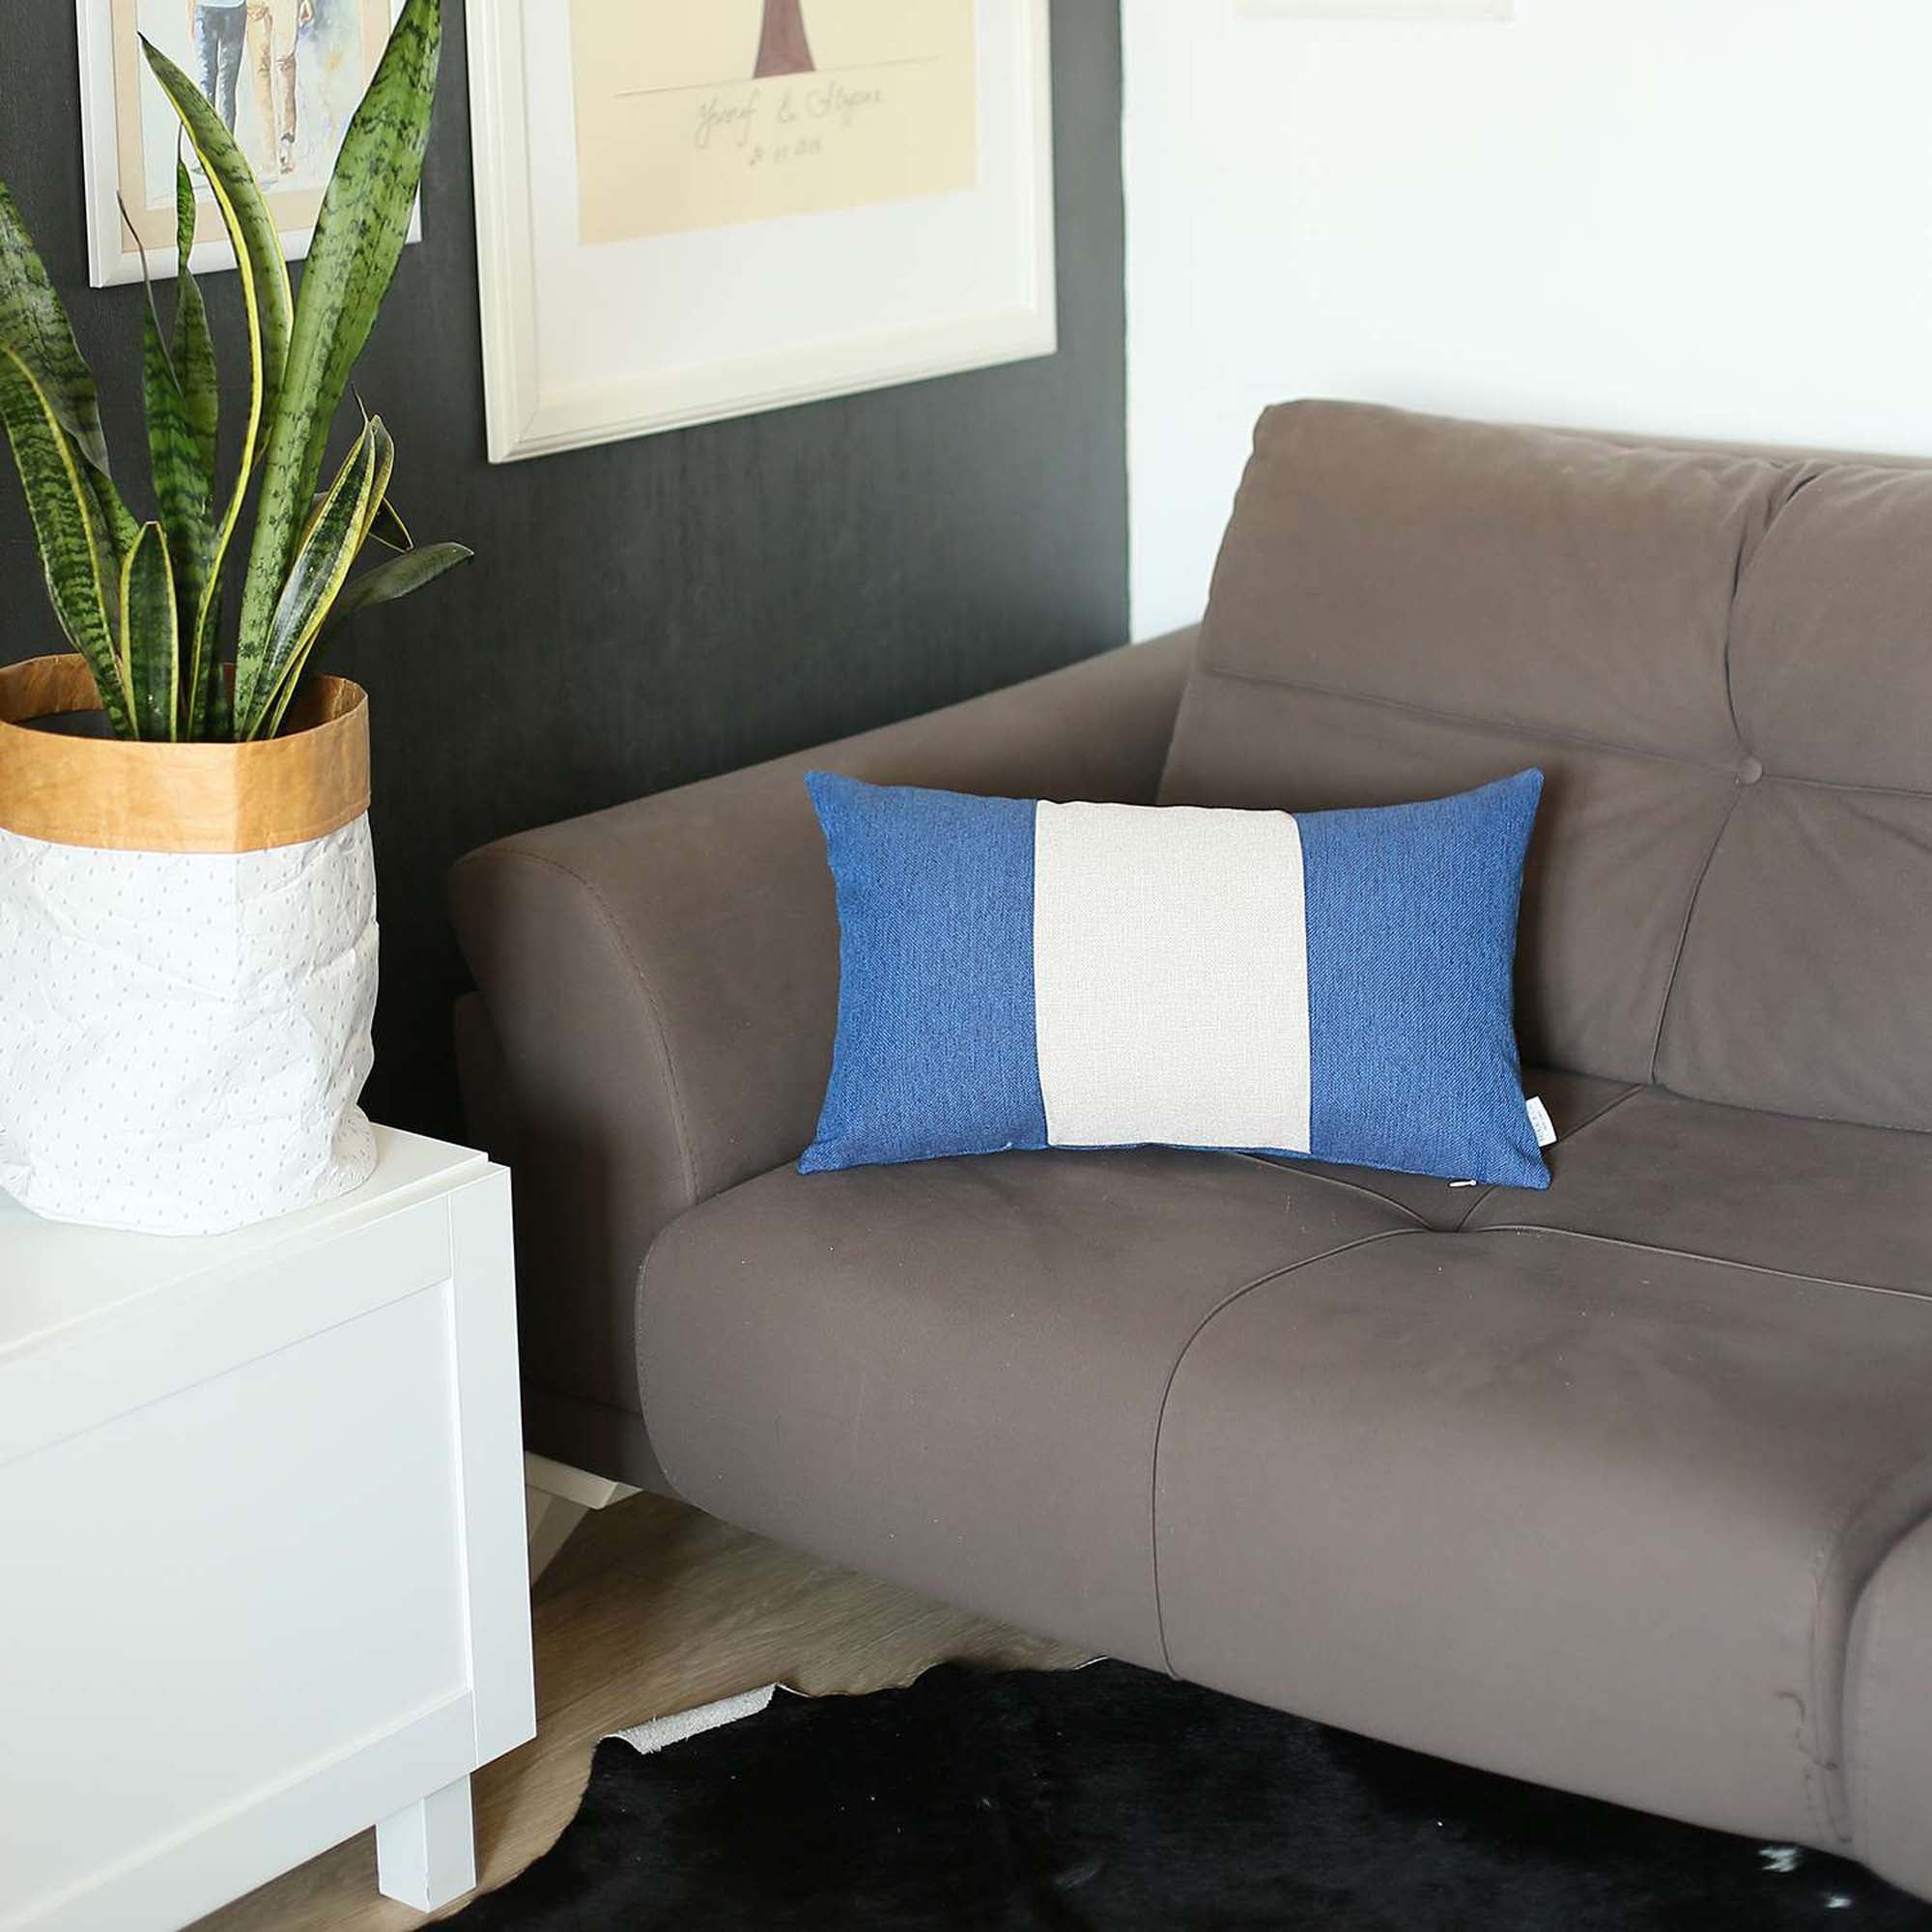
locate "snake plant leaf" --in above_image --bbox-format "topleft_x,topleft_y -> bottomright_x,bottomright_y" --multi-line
368,495 -> 412,552
0,346 -> 134,737
162,168 -> 224,735
234,0 -> 440,722
360,414 -> 396,548
203,641 -> 234,743
138,192 -> 218,736
119,522 -> 179,741
142,33 -> 292,723
318,539 -> 470,645
311,484 -> 411,551
172,158 -> 218,481
80,443 -> 139,565
0,182 -> 139,567
183,168 -> 226,744
139,40 -> 290,438
243,419 -> 380,740
0,180 -> 112,478
140,270 -> 212,732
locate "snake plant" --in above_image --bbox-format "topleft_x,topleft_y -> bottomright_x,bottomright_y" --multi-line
0,0 -> 468,743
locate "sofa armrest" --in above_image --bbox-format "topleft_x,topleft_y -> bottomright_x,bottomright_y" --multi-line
1846,1510 -> 1932,1898
447,631 -> 1197,1439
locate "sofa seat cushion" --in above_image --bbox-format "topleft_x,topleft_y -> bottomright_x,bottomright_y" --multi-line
639,1149 -> 1413,1668
1283,1065 -> 1634,1229
1461,1082 -> 1932,1292
1153,1219 -> 1932,1851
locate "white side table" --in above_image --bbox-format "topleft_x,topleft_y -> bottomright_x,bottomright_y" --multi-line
0,1130 -> 535,1931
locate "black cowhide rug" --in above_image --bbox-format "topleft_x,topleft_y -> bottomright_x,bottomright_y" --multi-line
452,1660 -> 1932,1929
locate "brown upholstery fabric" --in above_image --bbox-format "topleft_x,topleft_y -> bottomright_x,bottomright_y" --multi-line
640,1150 -> 1411,1670
1846,1515 -> 1932,1900
1172,403 -> 1782,763
642,1070 -> 1932,1856
1655,782 -> 1932,1131
1463,1084 -> 1932,1291
1161,401 -> 1932,1127
1729,463 -> 1932,793
456,988 -> 676,1492
1151,1224 -> 1932,1851
1655,460 -> 1932,1123
459,401 -> 1932,1897
1283,1065 -> 1633,1231
1151,1082 -> 1932,1853
450,634 -> 1195,1443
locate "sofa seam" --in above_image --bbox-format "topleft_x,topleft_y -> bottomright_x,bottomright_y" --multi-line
1646,1089 -> 1932,1141
1147,1226 -> 1421,1678
1719,498 -> 1756,751
1837,1510 -> 1932,1870
1223,1152 -> 1433,1228
1796,1473 -> 1896,1847
1188,662 -> 1742,778
1189,661 -> 1932,804
1752,769 -> 1932,804
1644,792 -> 1743,1085
467,847 -> 703,1207
1462,1223 -> 1932,1305
1451,1081 -> 1645,1231
1846,1551 -> 1891,1865
1800,1486 -> 1932,1852
634,1218 -> 692,1497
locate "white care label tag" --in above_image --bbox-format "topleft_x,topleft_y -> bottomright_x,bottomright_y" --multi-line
1525,1095 -> 1557,1148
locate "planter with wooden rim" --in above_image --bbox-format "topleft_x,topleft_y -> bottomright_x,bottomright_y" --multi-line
0,0 -> 467,1230
0,655 -> 379,1234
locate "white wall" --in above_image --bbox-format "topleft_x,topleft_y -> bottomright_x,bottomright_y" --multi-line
1123,2 -> 1932,636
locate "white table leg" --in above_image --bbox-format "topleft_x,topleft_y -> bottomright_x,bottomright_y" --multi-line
376,1775 -> 477,1911
525,1485 -> 589,1583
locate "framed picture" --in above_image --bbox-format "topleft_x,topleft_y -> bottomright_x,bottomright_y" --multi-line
467,0 -> 1057,463
75,0 -> 422,287
1239,1 -> 1513,15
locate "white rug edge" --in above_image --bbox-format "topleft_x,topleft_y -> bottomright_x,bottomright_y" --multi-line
610,1659 -> 1105,1760
610,1683 -> 779,1758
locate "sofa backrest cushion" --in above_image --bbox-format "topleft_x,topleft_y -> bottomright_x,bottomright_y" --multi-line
1160,400 -> 1932,1131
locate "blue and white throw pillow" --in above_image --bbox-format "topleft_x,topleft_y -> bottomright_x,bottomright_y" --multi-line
800,767 -> 1548,1189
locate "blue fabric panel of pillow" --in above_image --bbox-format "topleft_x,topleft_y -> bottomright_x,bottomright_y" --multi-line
803,773 -> 1047,1172
802,766 -> 1547,1188
1300,775 -> 1544,1183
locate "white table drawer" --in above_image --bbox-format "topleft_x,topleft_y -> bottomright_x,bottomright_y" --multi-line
0,1200 -> 455,1466
0,1140 -> 534,1932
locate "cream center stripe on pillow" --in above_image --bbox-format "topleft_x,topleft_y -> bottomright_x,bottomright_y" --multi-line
1030,801 -> 1312,1152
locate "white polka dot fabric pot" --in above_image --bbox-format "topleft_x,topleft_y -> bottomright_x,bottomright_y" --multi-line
0,658 -> 380,1236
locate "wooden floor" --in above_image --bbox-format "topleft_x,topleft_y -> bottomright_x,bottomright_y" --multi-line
196,1493 -> 1087,1930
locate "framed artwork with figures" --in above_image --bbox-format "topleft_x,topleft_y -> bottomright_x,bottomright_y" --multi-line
74,0 -> 423,286
468,0 -> 1056,461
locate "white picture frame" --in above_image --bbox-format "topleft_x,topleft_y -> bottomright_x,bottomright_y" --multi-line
466,0 -> 1058,464
1240,1 -> 1513,15
74,0 -> 421,288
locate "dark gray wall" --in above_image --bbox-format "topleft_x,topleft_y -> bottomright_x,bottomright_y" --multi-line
0,2 -> 1126,1140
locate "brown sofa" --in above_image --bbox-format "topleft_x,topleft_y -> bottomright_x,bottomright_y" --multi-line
451,402 -> 1932,1900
